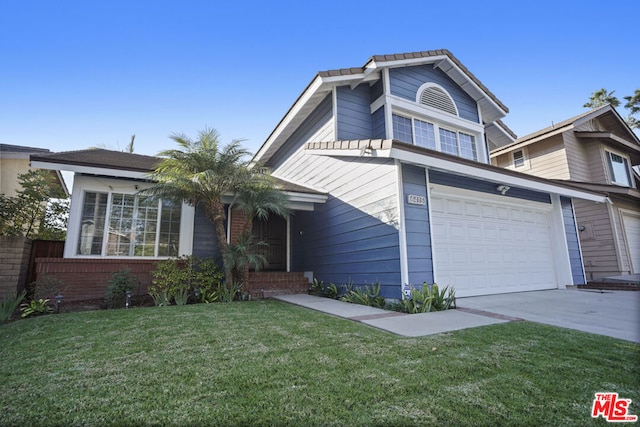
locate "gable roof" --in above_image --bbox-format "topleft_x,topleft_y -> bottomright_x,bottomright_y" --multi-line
253,49 -> 509,165
30,148 -> 325,197
491,104 -> 640,157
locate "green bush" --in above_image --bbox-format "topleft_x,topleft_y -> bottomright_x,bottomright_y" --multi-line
1,291 -> 26,323
20,299 -> 54,318
400,283 -> 455,313
340,282 -> 385,308
150,255 -> 223,306
106,269 -> 137,308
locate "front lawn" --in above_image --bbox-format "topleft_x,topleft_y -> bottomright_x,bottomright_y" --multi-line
1,301 -> 638,426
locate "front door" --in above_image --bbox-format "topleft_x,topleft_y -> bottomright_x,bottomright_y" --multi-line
252,215 -> 287,271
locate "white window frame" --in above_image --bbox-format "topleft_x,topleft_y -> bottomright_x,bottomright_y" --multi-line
606,149 -> 632,187
66,175 -> 193,259
512,148 -> 529,169
391,112 -> 480,161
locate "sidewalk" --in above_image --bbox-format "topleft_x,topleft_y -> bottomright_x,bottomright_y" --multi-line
273,294 -> 509,337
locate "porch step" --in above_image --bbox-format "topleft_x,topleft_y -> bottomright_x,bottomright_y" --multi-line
245,271 -> 311,300
578,282 -> 639,291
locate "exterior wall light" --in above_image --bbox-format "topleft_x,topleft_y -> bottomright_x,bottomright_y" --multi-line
496,184 -> 511,195
54,294 -> 63,313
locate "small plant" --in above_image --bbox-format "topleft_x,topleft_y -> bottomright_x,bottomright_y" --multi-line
400,283 -> 455,313
1,291 -> 26,323
309,278 -> 323,296
340,282 -> 385,308
321,282 -> 340,299
30,276 -> 68,301
218,282 -> 242,303
106,269 -> 137,308
20,299 -> 54,318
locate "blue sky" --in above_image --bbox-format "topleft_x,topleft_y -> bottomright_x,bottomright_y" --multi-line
1,0 -> 638,158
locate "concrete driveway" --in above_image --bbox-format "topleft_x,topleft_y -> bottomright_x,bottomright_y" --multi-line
457,288 -> 640,343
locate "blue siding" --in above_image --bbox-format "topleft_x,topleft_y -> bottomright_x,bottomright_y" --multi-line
561,197 -> 585,284
372,106 -> 386,139
429,170 -> 552,204
402,164 -> 434,285
370,80 -> 383,102
269,94 -> 333,169
290,185 -> 402,298
337,85 -> 374,140
192,205 -> 223,262
389,65 -> 479,123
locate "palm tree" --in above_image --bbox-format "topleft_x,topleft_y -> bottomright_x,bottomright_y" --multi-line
584,88 -> 621,109
142,128 -> 289,289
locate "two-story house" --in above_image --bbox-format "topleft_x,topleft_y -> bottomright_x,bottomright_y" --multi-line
251,49 -> 608,298
491,105 -> 640,280
32,50 -> 610,301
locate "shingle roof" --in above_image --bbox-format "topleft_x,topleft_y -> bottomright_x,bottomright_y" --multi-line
30,149 -> 160,172
1,144 -> 50,154
317,49 -> 508,114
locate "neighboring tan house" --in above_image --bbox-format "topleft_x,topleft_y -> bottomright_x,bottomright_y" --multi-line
490,105 -> 640,280
0,144 -> 67,197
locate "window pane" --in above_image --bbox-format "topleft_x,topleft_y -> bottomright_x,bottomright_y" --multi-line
107,194 -> 135,256
459,132 -> 477,160
77,192 -> 108,255
414,119 -> 436,149
439,128 -> 458,156
392,114 -> 413,144
513,150 -> 524,167
133,196 -> 159,256
609,152 -> 631,186
158,200 -> 181,257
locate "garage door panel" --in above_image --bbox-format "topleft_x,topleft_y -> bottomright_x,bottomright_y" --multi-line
622,213 -> 640,274
431,189 -> 557,297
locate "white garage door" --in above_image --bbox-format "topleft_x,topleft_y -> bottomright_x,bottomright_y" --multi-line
430,185 -> 557,297
622,213 -> 640,274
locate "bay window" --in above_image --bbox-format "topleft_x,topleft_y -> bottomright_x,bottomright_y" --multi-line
392,113 -> 478,161
78,191 -> 181,257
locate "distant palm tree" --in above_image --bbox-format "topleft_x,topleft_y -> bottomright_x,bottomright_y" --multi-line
142,128 -> 289,288
584,88 -> 621,109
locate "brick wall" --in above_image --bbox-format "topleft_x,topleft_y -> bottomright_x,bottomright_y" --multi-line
245,271 -> 311,299
35,258 -> 156,302
0,236 -> 32,298
229,208 -> 248,243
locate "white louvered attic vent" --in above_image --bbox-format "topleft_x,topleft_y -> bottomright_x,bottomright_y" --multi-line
420,86 -> 458,116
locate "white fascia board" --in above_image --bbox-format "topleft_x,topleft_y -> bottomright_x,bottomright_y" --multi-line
284,191 -> 327,204
30,160 -> 151,180
388,148 -> 608,203
305,148 -> 393,159
253,76 -> 325,163
368,55 -> 449,71
490,126 -> 571,158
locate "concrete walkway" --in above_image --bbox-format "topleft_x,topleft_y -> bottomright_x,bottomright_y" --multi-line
274,289 -> 640,342
273,294 -> 509,337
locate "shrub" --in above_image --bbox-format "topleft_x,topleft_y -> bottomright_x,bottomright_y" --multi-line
340,282 -> 385,308
20,299 -> 54,318
105,269 -> 138,308
30,276 -> 68,301
1,291 -> 26,323
400,283 -> 455,313
150,255 -> 224,306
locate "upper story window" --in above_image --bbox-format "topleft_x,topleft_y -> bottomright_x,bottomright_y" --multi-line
77,191 -> 181,257
513,149 -> 525,167
392,113 -> 477,160
607,151 -> 632,187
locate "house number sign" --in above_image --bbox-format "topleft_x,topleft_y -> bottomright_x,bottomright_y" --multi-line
407,194 -> 426,205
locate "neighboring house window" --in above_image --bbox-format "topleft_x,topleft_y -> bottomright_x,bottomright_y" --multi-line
392,114 -> 478,160
78,191 -> 181,257
607,152 -> 632,186
513,149 -> 525,167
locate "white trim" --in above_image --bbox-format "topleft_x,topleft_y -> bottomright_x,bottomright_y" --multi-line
395,160 -> 409,286
388,95 -> 484,134
607,202 -> 626,273
332,87 -> 338,140
620,209 -> 640,274
388,148 -> 608,203
416,82 -> 459,116
30,160 -> 150,180
179,203 -> 194,256
549,194 -> 573,289
604,148 -> 633,188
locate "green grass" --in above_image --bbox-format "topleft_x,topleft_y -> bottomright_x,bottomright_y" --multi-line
1,301 -> 638,426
